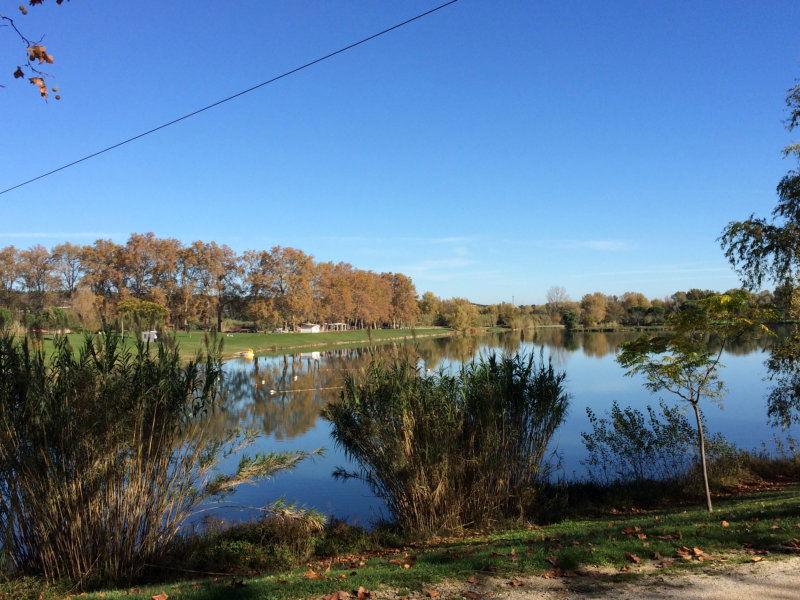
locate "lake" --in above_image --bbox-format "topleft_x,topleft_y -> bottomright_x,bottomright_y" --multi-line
208,329 -> 792,527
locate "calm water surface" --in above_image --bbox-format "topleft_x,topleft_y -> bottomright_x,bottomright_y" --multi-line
209,329 -> 792,526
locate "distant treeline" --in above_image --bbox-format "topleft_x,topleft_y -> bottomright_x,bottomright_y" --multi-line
0,234 -> 789,334
419,286 -> 789,332
0,233 -> 421,332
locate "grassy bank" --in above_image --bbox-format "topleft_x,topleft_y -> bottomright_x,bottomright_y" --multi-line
31,328 -> 454,360
10,484 -> 796,600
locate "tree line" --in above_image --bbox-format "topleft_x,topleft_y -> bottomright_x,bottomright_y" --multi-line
0,233 -> 420,332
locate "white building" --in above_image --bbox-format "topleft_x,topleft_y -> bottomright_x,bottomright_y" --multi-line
299,323 -> 321,333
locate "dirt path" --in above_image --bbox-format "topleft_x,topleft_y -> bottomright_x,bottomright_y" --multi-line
370,557 -> 800,600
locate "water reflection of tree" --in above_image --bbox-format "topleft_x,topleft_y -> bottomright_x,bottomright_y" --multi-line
208,330 -> 784,443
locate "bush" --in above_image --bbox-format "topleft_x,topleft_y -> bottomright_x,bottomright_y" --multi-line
582,401 -> 697,484
162,511 -> 384,577
323,352 -> 569,532
582,401 -> 764,492
0,308 -> 12,330
0,333 -> 314,588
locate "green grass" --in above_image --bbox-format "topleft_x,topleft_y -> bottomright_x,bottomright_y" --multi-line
35,485 -> 795,600
30,328 -> 453,361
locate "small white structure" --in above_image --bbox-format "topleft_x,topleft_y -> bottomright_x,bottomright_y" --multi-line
142,330 -> 158,342
326,322 -> 348,331
299,323 -> 321,333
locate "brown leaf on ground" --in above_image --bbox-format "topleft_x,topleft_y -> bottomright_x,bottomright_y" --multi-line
656,560 -> 675,568
652,552 -> 665,560
324,592 -> 350,600
541,569 -> 559,579
464,593 -> 484,600
425,591 -> 439,598
752,556 -> 764,562
151,594 -> 167,600
625,552 -> 641,564
508,578 -> 525,587
722,521 -> 730,527
356,586 -> 370,599
621,526 -> 642,535
466,576 -> 479,584
303,569 -> 323,579
545,556 -> 559,566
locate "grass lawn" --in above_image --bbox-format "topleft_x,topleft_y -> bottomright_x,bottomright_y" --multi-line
64,485 -> 800,600
32,327 -> 453,361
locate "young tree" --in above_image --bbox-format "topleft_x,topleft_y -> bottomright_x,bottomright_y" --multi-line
617,291 -> 773,511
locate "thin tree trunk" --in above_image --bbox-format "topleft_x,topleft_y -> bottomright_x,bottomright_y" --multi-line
692,401 -> 713,512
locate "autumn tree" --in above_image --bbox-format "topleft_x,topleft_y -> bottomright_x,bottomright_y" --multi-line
441,297 -> 478,331
383,272 -> 419,328
0,246 -> 19,307
2,1 -> 67,99
50,242 -> 82,298
17,245 -> 55,312
80,240 -> 127,326
580,292 -> 607,326
187,241 -> 241,332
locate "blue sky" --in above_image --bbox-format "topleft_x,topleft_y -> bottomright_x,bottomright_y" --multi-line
2,0 -> 799,304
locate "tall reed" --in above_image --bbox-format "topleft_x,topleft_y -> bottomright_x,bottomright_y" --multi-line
323,352 -> 569,532
0,333 -> 312,587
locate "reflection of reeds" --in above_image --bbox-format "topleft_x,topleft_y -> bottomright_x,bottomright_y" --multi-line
323,353 -> 569,532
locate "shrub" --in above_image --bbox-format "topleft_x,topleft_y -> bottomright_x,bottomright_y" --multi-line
582,401 -> 697,484
0,308 -> 12,330
323,352 -> 569,532
0,333 -> 315,588
582,401 -> 761,492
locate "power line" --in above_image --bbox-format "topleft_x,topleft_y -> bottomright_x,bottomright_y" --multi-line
1,0 -> 461,197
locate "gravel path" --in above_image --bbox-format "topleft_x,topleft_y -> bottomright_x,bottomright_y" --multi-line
365,556 -> 800,600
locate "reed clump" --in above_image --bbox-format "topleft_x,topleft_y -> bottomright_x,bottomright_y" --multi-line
0,333 -> 313,588
323,352 -> 569,533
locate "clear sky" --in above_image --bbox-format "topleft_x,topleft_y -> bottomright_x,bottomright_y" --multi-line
2,0 -> 799,304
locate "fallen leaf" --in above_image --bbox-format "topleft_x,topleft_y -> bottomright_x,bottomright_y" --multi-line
464,593 -> 484,600
508,578 -> 525,587
356,586 -> 370,599
466,576 -> 478,584
425,591 -> 439,598
751,556 -> 763,562
625,552 -> 641,564
722,521 -> 730,527
324,592 -> 350,600
151,595 -> 167,600
303,569 -> 322,580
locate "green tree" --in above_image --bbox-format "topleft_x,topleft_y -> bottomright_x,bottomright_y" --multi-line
117,298 -> 168,331
617,291 -> 773,511
719,77 -> 800,426
720,79 -> 800,289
